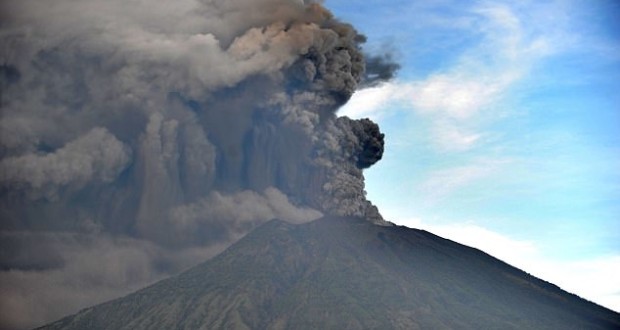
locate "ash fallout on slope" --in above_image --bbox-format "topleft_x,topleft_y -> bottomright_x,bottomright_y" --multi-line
0,0 -> 398,328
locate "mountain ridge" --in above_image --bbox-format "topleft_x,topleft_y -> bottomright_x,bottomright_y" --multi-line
38,216 -> 620,329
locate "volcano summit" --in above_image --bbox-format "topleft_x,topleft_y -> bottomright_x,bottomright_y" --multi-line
39,217 -> 620,330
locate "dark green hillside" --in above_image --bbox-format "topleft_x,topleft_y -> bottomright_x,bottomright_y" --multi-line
39,217 -> 620,329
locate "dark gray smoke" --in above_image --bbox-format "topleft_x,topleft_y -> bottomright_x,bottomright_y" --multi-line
0,0 -> 396,328
363,54 -> 401,87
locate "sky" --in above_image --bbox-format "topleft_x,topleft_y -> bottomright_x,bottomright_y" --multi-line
330,0 -> 620,312
0,0 -> 618,328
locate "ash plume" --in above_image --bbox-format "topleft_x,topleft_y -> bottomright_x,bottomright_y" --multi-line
0,0 -> 396,328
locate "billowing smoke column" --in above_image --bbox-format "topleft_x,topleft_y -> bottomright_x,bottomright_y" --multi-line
0,0 -> 396,328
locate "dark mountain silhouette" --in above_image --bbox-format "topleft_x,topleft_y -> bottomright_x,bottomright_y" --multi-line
39,217 -> 620,330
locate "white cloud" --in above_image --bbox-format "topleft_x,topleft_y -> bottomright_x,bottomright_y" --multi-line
416,158 -> 511,205
340,2 -> 557,152
338,83 -> 400,120
430,120 -> 483,151
395,217 -> 620,312
408,75 -> 505,119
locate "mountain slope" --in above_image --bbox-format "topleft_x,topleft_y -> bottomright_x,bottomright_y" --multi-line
39,217 -> 620,329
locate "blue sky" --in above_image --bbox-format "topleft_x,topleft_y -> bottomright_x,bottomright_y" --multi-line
329,0 -> 620,311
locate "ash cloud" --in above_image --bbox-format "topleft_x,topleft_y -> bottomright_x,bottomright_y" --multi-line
0,0 -> 396,328
0,128 -> 131,200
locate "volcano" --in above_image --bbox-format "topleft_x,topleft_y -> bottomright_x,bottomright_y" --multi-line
39,217 -> 620,330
